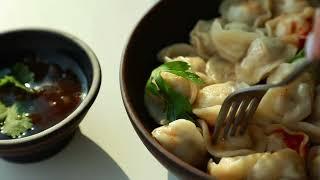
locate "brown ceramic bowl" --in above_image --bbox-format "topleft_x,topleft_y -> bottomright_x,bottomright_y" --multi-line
0,29 -> 101,163
120,0 -> 221,179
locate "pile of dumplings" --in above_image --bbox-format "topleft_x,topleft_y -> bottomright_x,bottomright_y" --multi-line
146,0 -> 320,179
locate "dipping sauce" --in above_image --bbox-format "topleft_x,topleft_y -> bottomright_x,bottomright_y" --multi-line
0,54 -> 87,139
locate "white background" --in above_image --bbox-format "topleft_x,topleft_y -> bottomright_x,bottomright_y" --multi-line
0,0 -> 179,179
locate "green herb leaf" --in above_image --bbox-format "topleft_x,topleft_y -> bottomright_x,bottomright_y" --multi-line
0,102 -> 7,122
0,76 -> 35,93
146,61 -> 201,123
289,49 -> 305,63
1,103 -> 32,138
11,63 -> 35,84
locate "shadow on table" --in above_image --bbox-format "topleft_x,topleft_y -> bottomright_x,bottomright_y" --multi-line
0,130 -> 129,180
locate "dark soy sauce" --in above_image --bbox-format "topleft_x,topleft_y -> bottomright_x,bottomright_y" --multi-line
0,52 -> 87,139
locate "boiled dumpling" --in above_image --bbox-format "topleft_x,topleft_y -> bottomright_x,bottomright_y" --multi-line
193,81 -> 249,126
210,19 -> 260,63
235,37 -> 297,85
161,71 -> 199,104
308,146 -> 320,180
272,0 -> 309,16
190,20 -> 215,59
158,43 -> 197,60
254,62 -> 315,125
199,120 -> 267,158
266,7 -> 314,47
310,85 -> 320,126
248,149 -> 306,180
205,55 -> 236,83
208,149 -> 306,180
152,119 -> 207,167
164,56 -> 206,74
219,0 -> 272,27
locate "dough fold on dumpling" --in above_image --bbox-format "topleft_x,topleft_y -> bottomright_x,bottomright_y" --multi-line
152,119 -> 207,167
254,61 -> 315,125
158,43 -> 197,60
219,0 -> 272,27
193,81 -> 249,126
235,37 -> 297,85
210,19 -> 260,63
208,149 -> 306,180
199,120 -> 267,158
205,55 -> 236,83
272,0 -> 310,16
266,7 -> 314,47
308,146 -> 320,180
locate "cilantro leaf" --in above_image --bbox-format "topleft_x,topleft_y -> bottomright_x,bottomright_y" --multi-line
289,49 -> 305,63
11,63 -> 35,84
0,76 -> 35,93
1,103 -> 32,138
146,61 -> 202,123
0,102 -> 7,122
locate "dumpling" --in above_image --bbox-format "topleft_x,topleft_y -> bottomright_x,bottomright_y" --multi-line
193,81 -> 249,126
152,119 -> 207,167
310,85 -> 320,126
199,120 -> 267,158
272,0 -> 309,16
248,149 -> 306,180
208,149 -> 306,180
264,124 -> 309,157
164,56 -> 206,73
235,37 -> 297,85
205,55 -> 236,84
210,19 -> 260,63
308,146 -> 320,180
219,0 -> 272,27
190,20 -> 215,59
286,122 -> 320,144
266,7 -> 314,48
158,43 -> 197,60
161,71 -> 199,104
254,62 -> 315,125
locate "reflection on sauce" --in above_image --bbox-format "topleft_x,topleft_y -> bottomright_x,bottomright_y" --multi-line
0,58 -> 84,139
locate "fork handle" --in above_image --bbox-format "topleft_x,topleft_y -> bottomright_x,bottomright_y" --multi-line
276,60 -> 312,86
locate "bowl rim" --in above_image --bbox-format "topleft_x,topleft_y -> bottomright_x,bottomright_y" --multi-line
0,28 -> 101,145
120,1 -> 214,179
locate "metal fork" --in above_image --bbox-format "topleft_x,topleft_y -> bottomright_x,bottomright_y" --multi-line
212,60 -> 313,142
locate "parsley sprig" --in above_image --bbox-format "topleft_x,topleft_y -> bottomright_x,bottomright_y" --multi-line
288,49 -> 305,63
146,60 -> 204,122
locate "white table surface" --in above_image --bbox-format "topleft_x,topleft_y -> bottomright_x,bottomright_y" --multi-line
0,1 -> 179,180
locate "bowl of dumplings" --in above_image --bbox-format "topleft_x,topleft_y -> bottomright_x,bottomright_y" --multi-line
120,0 -> 320,179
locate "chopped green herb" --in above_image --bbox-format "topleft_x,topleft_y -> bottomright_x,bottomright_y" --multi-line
12,63 -> 35,84
0,76 -> 35,93
288,49 -> 305,63
1,103 -> 32,138
146,60 -> 204,122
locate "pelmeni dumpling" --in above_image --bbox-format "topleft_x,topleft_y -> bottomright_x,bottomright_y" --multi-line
190,20 -> 215,59
308,146 -> 320,180
199,120 -> 267,158
193,81 -> 249,126
254,62 -> 314,125
219,0 -> 272,27
272,0 -> 309,16
310,85 -> 320,126
264,124 -> 309,157
210,19 -> 260,63
161,71 -> 199,104
158,43 -> 197,60
164,56 -> 206,74
152,119 -> 207,167
205,55 -> 236,84
208,149 -> 306,180
235,37 -> 297,85
266,7 -> 314,47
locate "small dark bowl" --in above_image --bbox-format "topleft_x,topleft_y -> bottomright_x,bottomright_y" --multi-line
0,29 -> 101,162
120,0 -> 221,179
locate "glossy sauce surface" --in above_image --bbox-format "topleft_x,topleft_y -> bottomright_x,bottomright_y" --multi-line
0,55 -> 85,139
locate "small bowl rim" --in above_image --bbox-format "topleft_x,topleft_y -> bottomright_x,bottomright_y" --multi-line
0,28 -> 101,145
120,1 -> 214,179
